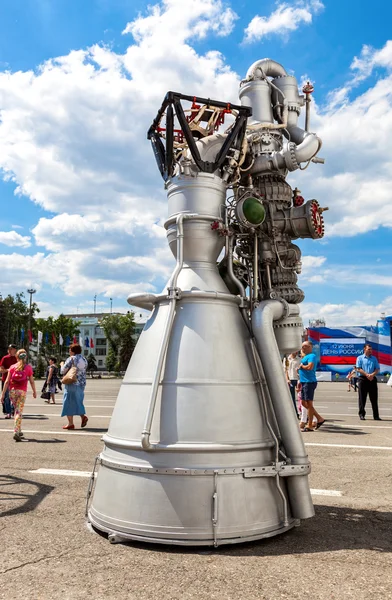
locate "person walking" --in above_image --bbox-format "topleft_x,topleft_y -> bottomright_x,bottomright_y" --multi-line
298,341 -> 325,432
60,343 -> 88,430
0,348 -> 37,441
0,344 -> 18,419
284,352 -> 301,418
44,357 -> 58,404
356,344 -> 381,421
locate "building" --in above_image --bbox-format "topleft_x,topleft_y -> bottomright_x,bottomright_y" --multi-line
306,314 -> 392,378
64,312 -> 147,371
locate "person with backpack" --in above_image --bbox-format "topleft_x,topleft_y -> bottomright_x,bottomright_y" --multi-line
0,348 -> 37,441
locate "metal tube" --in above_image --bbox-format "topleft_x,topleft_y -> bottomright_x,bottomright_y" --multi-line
141,213 -> 185,451
305,96 -> 310,132
227,237 -> 246,297
253,234 -> 258,302
249,339 -> 288,525
252,300 -> 314,519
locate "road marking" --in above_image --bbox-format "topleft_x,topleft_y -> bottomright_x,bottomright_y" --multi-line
305,442 -> 392,450
24,414 -> 111,418
310,489 -> 342,497
329,423 -> 392,429
0,428 -> 104,437
26,404 -> 115,409
30,468 -> 93,477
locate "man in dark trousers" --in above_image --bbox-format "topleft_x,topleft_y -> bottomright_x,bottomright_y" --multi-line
0,344 -> 18,418
356,344 -> 381,421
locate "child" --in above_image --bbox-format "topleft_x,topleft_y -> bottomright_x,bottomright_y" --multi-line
346,369 -> 358,392
0,348 -> 37,441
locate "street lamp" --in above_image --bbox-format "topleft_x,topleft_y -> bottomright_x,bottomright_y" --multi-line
110,298 -> 113,314
27,288 -> 36,357
94,294 -> 97,315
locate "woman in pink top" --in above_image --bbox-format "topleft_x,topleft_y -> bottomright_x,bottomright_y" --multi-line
0,349 -> 36,441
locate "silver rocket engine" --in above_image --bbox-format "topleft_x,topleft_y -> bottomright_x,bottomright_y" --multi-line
88,58 -> 327,546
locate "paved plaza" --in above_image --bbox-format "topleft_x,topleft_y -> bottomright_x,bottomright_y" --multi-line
0,379 -> 391,599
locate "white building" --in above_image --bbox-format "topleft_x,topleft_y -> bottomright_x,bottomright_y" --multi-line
64,312 -> 147,370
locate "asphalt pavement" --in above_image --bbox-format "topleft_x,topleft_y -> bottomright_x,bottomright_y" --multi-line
0,380 -> 391,599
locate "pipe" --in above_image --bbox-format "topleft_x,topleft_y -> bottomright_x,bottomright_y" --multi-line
227,236 -> 246,297
246,59 -> 287,80
252,300 -> 314,519
141,213 -> 185,451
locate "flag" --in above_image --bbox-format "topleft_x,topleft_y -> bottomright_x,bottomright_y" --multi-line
79,335 -> 83,347
28,330 -> 33,343
85,336 -> 90,348
59,334 -> 64,346
65,335 -> 70,346
52,333 -> 57,345
73,336 -> 77,344
45,332 -> 49,344
90,338 -> 94,348
20,328 -> 25,341
38,331 -> 43,344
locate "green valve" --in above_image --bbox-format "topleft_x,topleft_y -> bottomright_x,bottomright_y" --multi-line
242,197 -> 265,225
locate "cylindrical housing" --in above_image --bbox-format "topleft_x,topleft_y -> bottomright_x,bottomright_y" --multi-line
239,80 -> 274,125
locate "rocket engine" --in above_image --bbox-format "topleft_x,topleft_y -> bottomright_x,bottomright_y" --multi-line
88,59 -> 326,546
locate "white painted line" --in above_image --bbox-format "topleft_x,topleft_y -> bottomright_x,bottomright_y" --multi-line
30,468 -> 92,477
24,414 -> 111,418
312,413 -> 392,418
331,424 -> 392,429
26,404 -> 115,409
0,428 -> 104,437
305,442 -> 392,450
310,489 -> 343,497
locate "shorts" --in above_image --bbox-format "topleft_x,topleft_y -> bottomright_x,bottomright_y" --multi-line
302,382 -> 318,401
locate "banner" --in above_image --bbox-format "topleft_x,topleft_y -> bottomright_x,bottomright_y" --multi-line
59,334 -> 64,346
90,338 -> 94,348
38,331 -> 43,344
320,337 -> 365,365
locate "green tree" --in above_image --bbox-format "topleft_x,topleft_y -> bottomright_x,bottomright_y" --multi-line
0,292 -> 39,348
87,353 -> 97,376
35,314 -> 80,361
101,312 -> 136,372
35,355 -> 46,379
0,295 -> 8,357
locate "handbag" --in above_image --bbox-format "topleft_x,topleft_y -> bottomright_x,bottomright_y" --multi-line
62,359 -> 78,385
41,391 -> 51,400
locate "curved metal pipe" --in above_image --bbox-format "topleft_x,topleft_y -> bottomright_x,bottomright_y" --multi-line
294,132 -> 322,164
246,59 -> 287,80
252,300 -> 314,519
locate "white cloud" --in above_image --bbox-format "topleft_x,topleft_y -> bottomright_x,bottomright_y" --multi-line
0,0 -> 240,304
301,298 -> 392,327
350,40 -> 392,82
243,0 -> 324,43
290,40 -> 392,238
0,230 -> 31,247
122,0 -> 238,41
0,1 -> 392,316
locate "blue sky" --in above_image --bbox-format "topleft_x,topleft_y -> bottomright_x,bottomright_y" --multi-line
0,0 -> 391,325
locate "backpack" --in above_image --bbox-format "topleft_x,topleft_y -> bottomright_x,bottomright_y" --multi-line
10,367 -> 28,385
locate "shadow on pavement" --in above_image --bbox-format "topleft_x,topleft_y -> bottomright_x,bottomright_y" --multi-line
113,504 -> 392,556
23,415 -> 49,420
317,422 -> 368,436
23,438 -> 67,444
0,474 -> 54,518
